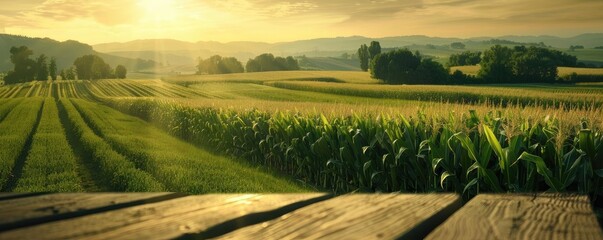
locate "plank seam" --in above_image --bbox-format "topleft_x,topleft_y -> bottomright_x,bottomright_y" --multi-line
0,192 -> 49,201
178,194 -> 335,239
396,195 -> 464,240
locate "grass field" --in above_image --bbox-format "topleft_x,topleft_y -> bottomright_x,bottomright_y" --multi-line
0,71 -> 602,200
451,65 -> 603,77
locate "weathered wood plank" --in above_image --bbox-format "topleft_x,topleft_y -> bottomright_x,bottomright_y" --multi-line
214,193 -> 461,240
0,192 -> 47,201
0,192 -> 182,231
425,193 -> 603,240
0,193 -> 329,240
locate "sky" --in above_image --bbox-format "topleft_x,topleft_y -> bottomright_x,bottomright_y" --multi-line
0,0 -> 602,44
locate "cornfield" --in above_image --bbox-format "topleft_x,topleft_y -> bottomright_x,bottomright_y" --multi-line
107,98 -> 603,200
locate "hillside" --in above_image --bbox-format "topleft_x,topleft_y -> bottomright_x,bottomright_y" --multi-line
0,34 -> 157,72
92,34 -> 603,71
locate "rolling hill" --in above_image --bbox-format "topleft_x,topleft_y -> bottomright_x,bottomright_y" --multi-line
92,33 -> 603,72
0,34 -> 157,72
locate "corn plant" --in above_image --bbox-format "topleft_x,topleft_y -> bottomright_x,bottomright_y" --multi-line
105,98 -> 603,200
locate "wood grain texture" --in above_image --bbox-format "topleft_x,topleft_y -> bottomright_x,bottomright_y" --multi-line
0,193 -> 327,240
0,193 -> 179,230
216,193 -> 461,240
425,193 -> 603,240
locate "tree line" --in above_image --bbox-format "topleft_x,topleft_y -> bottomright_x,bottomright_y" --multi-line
2,46 -> 127,84
196,53 -> 299,75
359,41 -> 587,84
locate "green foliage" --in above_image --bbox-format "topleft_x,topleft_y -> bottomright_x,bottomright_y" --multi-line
73,55 -> 113,80
71,98 -> 308,193
0,98 -> 43,189
245,54 -> 299,72
448,51 -> 481,66
512,46 -> 558,83
35,54 -> 49,81
368,41 -> 381,60
478,45 -> 514,82
197,55 -> 244,74
109,99 -> 603,199
4,46 -> 36,84
115,65 -> 127,79
59,98 -> 165,191
451,42 -> 466,49
479,45 -> 578,83
370,49 -> 447,84
49,57 -> 57,81
357,44 -> 369,71
14,98 -> 83,192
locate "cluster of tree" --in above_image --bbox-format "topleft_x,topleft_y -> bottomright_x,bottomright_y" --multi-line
245,53 -> 299,72
595,46 -> 603,49
2,46 -> 127,84
59,67 -> 77,80
448,51 -> 481,66
368,44 -> 586,85
370,49 -> 448,84
482,39 -> 547,48
3,46 -> 59,84
73,55 -> 127,80
478,45 -> 575,83
450,42 -> 466,49
569,45 -> 585,51
357,41 -> 381,71
196,55 -> 244,74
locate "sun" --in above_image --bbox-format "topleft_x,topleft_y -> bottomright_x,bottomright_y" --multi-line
138,0 -> 179,22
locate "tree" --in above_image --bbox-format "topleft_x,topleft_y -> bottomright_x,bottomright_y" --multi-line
357,44 -> 369,71
245,53 -> 298,72
369,49 -> 445,84
448,51 -> 481,66
73,55 -> 112,80
59,69 -> 67,80
4,46 -> 36,84
218,57 -> 244,73
451,42 -> 466,49
65,67 -> 76,80
478,45 -> 514,83
35,54 -> 49,80
197,55 -> 244,74
49,57 -> 57,81
245,59 -> 261,72
115,65 -> 127,79
368,41 -> 381,60
414,58 -> 449,84
285,56 -> 300,70
512,47 -> 557,83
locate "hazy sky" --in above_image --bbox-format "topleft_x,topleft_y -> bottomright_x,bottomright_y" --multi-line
1,0 -> 602,44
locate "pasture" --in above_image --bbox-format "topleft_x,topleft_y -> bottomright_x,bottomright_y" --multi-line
0,71 -> 601,200
451,65 -> 603,77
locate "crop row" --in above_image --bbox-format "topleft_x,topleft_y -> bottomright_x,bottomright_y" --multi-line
0,98 -> 44,190
70,98 -> 306,193
267,81 -> 603,109
14,98 -> 83,192
59,98 -> 165,191
107,98 -> 603,200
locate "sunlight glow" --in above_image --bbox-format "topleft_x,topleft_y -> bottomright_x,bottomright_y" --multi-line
138,0 -> 179,23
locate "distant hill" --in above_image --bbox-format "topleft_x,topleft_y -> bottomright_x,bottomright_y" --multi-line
91,33 -> 603,72
0,34 -> 157,72
94,33 -> 603,55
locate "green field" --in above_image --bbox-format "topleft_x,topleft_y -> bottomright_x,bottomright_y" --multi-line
0,71 -> 602,200
451,65 -> 603,77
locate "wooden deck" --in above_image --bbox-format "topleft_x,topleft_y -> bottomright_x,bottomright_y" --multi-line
0,193 -> 600,239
